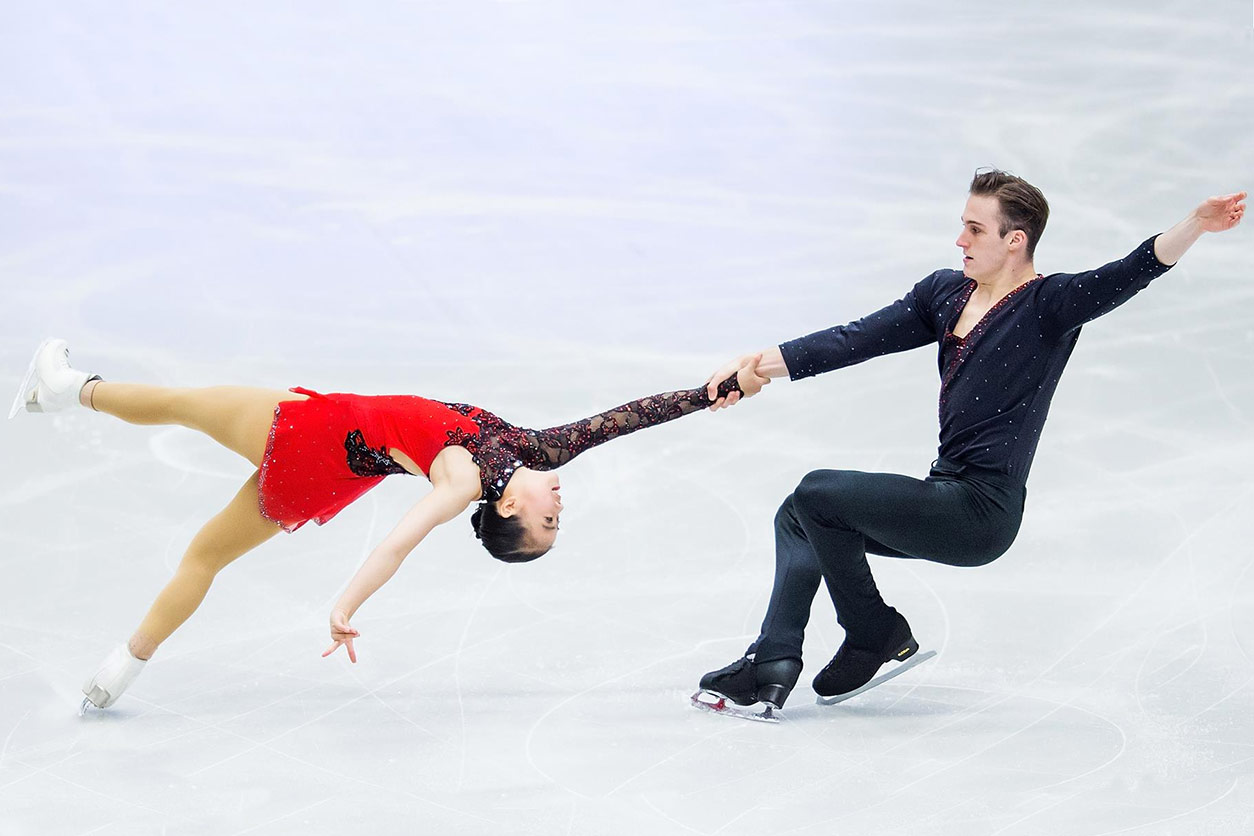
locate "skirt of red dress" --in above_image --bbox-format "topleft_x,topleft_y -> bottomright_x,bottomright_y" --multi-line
258,389 -> 384,532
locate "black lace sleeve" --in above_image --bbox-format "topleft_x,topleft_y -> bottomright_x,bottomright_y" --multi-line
519,373 -> 741,470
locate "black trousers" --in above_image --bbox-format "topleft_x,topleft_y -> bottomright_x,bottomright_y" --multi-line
752,459 -> 1026,664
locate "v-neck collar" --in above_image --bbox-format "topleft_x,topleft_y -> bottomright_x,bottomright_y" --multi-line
947,274 -> 1043,344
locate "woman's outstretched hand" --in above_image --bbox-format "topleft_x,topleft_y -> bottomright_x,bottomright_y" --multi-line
706,354 -> 749,410
323,609 -> 360,663
707,347 -> 786,410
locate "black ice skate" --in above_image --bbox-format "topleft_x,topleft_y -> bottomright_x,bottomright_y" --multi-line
813,612 -> 935,705
690,655 -> 802,722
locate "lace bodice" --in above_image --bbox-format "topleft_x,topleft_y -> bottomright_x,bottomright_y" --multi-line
452,373 -> 742,501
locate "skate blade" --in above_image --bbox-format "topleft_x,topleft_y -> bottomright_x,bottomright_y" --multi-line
690,690 -> 780,723
8,339 -> 51,420
79,697 -> 93,716
815,649 -> 937,706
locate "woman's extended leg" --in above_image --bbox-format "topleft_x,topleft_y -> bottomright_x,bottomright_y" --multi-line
82,472 -> 281,709
84,381 -> 304,467
128,471 -> 280,658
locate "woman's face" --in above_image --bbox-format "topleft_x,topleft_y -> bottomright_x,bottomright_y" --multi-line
498,468 -> 563,551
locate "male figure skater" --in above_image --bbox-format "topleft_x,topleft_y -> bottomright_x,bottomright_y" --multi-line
695,170 -> 1246,716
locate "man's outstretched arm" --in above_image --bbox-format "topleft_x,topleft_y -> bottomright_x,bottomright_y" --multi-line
705,281 -> 942,410
1154,192 -> 1246,265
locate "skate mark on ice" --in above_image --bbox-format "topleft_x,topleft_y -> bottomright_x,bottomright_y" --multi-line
787,686 -> 1132,835
755,672 -> 1130,832
641,794 -> 705,835
602,693 -> 764,797
177,612 -> 540,781
1127,484 -> 1254,721
451,565 -> 504,792
0,708 -> 31,770
161,686 -> 498,826
1086,777 -> 1240,836
1031,460 -> 1246,724
0,749 -> 83,795
524,643 -> 741,801
1229,555 -> 1254,668
986,786 -> 1093,836
907,692 -> 1128,801
226,797 -> 334,836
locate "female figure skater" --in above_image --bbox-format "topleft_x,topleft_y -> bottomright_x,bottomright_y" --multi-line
11,345 -> 767,711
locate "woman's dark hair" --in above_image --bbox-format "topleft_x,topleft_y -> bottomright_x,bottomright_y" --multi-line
969,168 -> 1050,258
471,502 -> 548,563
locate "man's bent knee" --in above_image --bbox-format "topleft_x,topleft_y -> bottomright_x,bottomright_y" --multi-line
774,493 -> 797,530
930,535 -> 1015,568
792,469 -> 851,518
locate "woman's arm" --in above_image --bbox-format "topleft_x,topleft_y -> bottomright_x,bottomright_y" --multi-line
523,365 -> 759,470
323,481 -> 477,662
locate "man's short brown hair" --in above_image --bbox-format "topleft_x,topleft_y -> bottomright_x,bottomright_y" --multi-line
969,168 -> 1050,258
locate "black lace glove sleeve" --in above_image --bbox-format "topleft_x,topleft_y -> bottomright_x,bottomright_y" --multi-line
520,373 -> 742,470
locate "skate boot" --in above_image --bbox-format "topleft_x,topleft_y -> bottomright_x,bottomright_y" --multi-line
9,338 -> 101,419
692,654 -> 802,722
81,644 -> 147,712
813,611 -> 924,703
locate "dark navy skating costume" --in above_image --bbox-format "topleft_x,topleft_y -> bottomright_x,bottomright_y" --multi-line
752,237 -> 1173,663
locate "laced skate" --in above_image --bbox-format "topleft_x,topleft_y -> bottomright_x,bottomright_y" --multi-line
691,655 -> 801,723
813,613 -> 935,705
814,649 -> 936,705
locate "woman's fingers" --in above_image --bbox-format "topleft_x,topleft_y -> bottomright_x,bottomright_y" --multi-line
323,637 -> 358,663
707,357 -> 748,400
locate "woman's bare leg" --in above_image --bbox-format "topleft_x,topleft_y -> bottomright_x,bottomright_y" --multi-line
129,471 -> 281,659
84,381 -> 306,467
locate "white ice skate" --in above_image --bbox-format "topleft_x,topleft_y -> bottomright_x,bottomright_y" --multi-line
9,338 -> 100,420
80,644 -> 147,713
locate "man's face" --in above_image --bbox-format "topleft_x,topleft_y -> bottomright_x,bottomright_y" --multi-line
955,194 -> 1013,280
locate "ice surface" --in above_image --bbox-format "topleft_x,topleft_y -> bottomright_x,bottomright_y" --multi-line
2,2 -> 1252,834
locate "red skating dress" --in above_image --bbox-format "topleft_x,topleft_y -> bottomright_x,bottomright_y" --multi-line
257,376 -> 742,532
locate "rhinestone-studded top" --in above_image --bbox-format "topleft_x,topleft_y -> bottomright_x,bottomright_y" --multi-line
778,236 -> 1173,483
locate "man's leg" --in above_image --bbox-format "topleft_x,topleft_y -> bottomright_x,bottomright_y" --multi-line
695,493 -> 822,708
789,468 -> 1010,646
750,493 -> 825,664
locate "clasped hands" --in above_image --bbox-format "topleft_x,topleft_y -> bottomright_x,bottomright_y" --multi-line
706,352 -> 771,411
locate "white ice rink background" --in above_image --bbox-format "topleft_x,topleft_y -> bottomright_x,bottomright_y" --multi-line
1,2 -> 1253,834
